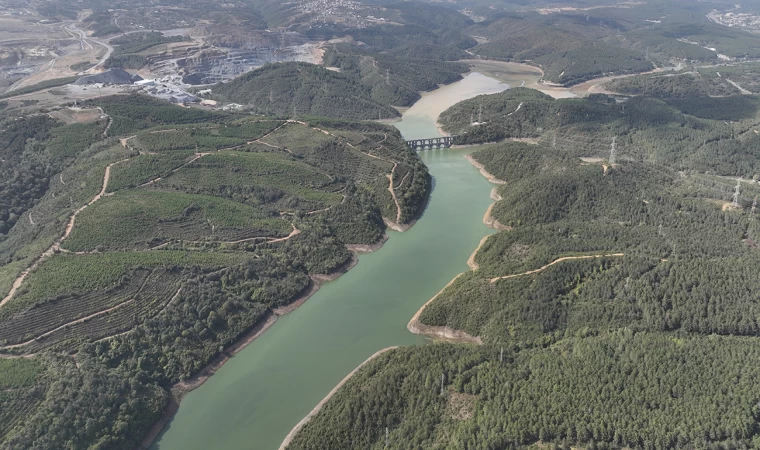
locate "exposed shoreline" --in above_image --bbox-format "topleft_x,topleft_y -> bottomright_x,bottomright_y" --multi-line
277,346 -> 398,450
345,233 -> 389,253
384,217 -> 415,232
465,154 -> 506,185
467,235 -> 490,271
139,312 -> 281,449
483,203 -> 510,231
142,69 -> 498,450
140,236 -> 398,449
406,272 -> 482,344
140,201 -> 424,448
406,150 -> 512,345
434,121 -> 451,137
467,155 -> 510,231
310,253 -> 359,284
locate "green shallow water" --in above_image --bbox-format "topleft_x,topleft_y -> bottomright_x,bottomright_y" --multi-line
153,72 -> 508,450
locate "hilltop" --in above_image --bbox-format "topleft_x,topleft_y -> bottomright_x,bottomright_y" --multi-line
0,94 -> 428,450
213,62 -> 401,120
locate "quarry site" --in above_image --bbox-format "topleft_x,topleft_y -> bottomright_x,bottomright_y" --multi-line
0,2 -> 325,110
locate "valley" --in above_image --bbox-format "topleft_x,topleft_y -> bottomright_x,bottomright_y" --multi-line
4,0 -> 760,449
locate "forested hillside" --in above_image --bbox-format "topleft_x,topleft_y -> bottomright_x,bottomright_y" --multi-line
0,94 -> 429,449
287,117 -> 760,449
439,88 -> 760,177
466,15 -> 653,85
323,46 -> 469,107
213,55 -> 469,116
604,71 -> 741,98
212,62 -> 401,119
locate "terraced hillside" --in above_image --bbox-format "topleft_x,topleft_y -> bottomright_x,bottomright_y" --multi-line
0,94 -> 428,450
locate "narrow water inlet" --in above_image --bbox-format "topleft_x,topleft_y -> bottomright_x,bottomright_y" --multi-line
152,72 -> 509,450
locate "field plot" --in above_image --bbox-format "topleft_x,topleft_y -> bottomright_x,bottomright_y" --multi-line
0,387 -> 43,441
107,150 -> 196,192
47,107 -> 103,125
259,122 -> 335,154
0,269 -> 151,346
0,358 -> 43,388
2,251 -> 249,317
156,152 -> 344,211
0,88 -> 433,449
18,269 -> 185,354
62,190 -> 291,252
130,121 -> 284,153
0,358 -> 44,440
263,125 -> 394,184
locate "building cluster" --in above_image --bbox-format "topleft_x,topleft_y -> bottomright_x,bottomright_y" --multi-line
708,10 -> 760,32
297,0 -> 384,28
135,74 -> 200,104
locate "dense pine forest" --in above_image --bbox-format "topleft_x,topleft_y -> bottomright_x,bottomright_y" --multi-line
213,56 -> 469,118
286,88 -> 760,448
7,0 -> 760,448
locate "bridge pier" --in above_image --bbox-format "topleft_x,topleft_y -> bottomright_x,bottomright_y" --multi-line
405,136 -> 456,151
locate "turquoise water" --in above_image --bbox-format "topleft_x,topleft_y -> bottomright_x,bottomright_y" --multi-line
153,72 -> 508,450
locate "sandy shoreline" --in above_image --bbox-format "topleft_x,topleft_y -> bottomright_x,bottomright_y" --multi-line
434,121 -> 451,137
466,155 -> 510,231
465,154 -> 506,185
140,228 -> 411,448
311,253 -> 359,284
384,217 -> 415,232
405,150 -> 515,344
406,273 -> 482,344
483,203 -> 510,231
467,235 -> 490,271
345,233 -> 389,253
277,346 -> 398,450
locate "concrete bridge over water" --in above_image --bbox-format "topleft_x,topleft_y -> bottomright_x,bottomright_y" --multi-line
406,136 -> 456,151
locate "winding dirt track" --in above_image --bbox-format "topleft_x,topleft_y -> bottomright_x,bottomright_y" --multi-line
0,156 -> 132,310
386,163 -> 402,224
290,122 -> 405,226
489,253 -> 625,283
139,152 -> 209,187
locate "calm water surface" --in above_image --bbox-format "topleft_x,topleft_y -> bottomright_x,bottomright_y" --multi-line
153,72 -> 508,450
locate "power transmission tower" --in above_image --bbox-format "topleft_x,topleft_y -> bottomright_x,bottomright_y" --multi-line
752,196 -> 758,214
499,347 -> 504,363
440,373 -> 445,396
478,104 -> 483,124
386,69 -> 390,86
385,427 -> 389,448
733,180 -> 741,208
552,132 -> 557,149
